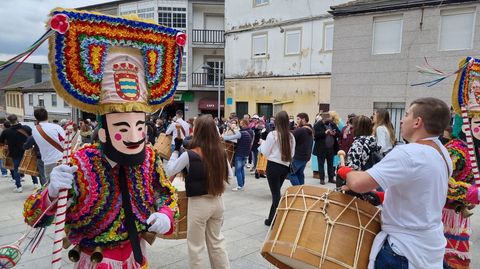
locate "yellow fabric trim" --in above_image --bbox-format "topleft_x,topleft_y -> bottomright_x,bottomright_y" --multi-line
452,58 -> 468,115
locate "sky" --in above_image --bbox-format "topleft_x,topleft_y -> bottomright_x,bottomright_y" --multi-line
0,0 -> 114,63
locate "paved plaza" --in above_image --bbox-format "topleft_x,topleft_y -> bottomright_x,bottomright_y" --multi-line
1,164 -> 479,268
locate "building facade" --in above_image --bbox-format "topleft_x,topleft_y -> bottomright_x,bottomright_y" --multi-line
22,81 -> 72,122
330,0 -> 479,140
83,0 -> 225,119
224,0 -> 349,121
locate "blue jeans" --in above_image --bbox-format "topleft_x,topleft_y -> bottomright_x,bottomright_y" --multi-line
0,159 -> 7,175
251,148 -> 259,169
37,158 -> 46,185
234,156 -> 247,187
288,159 -> 307,186
12,158 -> 22,188
375,239 -> 408,269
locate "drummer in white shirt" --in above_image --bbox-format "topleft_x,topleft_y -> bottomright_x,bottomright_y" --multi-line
338,97 -> 452,269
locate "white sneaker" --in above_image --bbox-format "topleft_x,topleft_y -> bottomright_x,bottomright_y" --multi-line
246,164 -> 252,168
33,184 -> 40,189
13,187 -> 23,193
232,186 -> 244,191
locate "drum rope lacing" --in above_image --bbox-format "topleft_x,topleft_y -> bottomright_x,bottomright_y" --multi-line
268,186 -> 381,269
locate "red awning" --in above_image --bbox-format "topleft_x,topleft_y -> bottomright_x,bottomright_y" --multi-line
198,98 -> 224,110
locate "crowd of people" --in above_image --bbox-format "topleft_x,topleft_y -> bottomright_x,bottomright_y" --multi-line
2,97 -> 479,268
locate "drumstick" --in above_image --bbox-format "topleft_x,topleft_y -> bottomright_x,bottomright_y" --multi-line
337,150 -> 346,167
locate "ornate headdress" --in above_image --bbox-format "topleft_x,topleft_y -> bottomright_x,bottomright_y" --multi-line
48,8 -> 186,115
452,57 -> 480,116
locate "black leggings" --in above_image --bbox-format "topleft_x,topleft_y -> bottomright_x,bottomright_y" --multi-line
266,161 -> 290,222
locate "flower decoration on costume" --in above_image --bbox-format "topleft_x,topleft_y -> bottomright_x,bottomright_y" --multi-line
445,139 -> 475,206
176,32 -> 187,47
50,13 -> 69,34
64,144 -> 177,247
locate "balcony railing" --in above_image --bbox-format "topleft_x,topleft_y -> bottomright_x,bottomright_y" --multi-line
192,29 -> 225,44
192,72 -> 224,87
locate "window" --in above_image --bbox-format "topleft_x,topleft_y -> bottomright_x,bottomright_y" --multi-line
257,103 -> 273,119
119,10 -> 136,16
28,94 -> 33,106
373,102 -> 405,142
439,9 -> 475,51
51,94 -> 57,107
252,34 -> 267,58
158,7 -> 172,27
173,12 -> 186,28
236,102 -> 248,117
38,95 -> 44,107
285,29 -> 301,55
372,15 -> 403,55
138,7 -> 155,19
158,7 -> 186,29
254,0 -> 269,7
324,24 -> 334,51
64,99 -> 69,108
206,60 -> 224,86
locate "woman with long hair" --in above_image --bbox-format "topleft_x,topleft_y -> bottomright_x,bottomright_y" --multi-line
262,111 -> 295,226
347,115 -> 380,170
166,115 -> 231,269
372,108 -> 396,155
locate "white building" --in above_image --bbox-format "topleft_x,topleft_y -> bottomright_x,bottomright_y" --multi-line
224,0 -> 350,120
83,0 -> 225,119
22,81 -> 72,122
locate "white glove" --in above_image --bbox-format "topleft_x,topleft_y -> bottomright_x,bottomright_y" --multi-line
48,165 -> 78,198
147,212 -> 171,234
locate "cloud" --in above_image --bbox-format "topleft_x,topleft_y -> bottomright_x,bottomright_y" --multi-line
0,0 -> 113,63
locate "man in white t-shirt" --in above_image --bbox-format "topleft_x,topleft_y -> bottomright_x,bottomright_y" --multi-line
31,108 -> 65,182
338,97 -> 452,269
165,110 -> 190,151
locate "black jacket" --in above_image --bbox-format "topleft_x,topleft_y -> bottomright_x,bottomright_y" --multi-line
313,120 -> 340,155
0,124 -> 32,159
292,125 -> 313,161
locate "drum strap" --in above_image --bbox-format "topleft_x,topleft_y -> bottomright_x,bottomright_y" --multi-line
416,140 -> 450,176
36,125 -> 63,152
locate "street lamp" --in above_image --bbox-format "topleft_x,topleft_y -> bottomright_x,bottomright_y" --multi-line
201,64 -> 222,120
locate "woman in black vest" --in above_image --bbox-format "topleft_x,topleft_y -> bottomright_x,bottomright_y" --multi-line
166,115 -> 231,269
262,111 -> 296,226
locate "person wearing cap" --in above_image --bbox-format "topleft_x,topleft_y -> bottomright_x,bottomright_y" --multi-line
22,10 -> 184,268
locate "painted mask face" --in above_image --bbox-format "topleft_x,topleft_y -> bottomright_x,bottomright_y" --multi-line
471,114 -> 480,140
106,112 -> 146,155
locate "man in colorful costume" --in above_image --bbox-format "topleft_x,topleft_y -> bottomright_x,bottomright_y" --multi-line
447,57 -> 480,269
22,8 -> 185,268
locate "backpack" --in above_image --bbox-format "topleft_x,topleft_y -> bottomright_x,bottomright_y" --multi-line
362,148 -> 383,170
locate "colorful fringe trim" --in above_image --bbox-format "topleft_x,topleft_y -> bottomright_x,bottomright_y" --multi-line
443,208 -> 471,268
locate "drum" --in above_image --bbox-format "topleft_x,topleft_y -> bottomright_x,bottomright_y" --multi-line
19,149 -> 39,177
256,153 -> 268,174
3,157 -> 14,170
159,176 -> 188,240
261,185 -> 381,269
223,141 -> 235,164
154,133 -> 172,159
0,145 -> 7,159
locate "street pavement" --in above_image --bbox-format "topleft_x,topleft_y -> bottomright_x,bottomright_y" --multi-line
0,163 -> 479,268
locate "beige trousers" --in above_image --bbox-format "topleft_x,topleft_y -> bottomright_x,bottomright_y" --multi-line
187,195 -> 230,269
